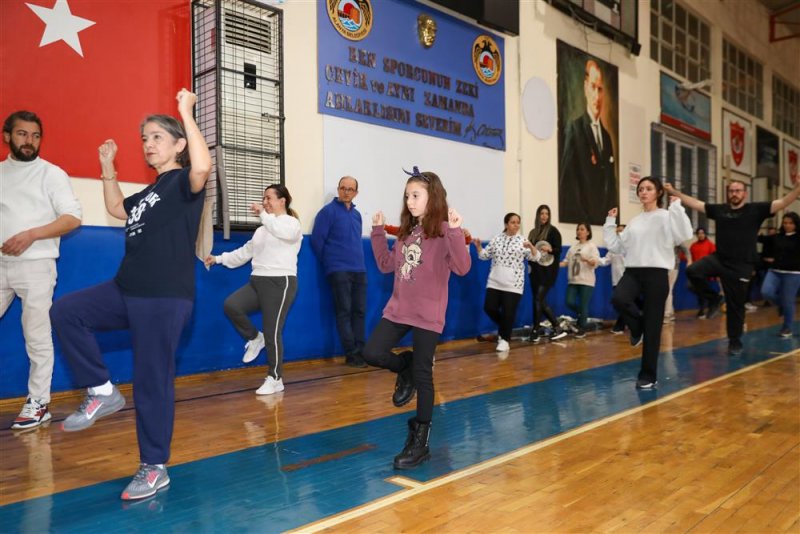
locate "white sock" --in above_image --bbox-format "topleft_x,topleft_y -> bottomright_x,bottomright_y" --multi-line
90,381 -> 113,396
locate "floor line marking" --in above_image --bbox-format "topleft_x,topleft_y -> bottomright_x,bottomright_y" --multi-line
290,350 -> 799,533
386,476 -> 422,489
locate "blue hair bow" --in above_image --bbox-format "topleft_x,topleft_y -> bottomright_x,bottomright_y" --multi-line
402,166 -> 423,178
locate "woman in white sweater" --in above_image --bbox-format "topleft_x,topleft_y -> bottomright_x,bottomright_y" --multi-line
604,176 -> 693,389
473,213 -> 541,352
205,185 -> 302,395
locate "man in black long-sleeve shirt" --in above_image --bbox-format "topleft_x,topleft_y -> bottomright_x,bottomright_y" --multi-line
665,180 -> 800,355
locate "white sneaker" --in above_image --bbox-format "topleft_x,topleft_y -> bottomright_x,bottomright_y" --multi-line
243,332 -> 265,363
496,338 -> 510,352
256,376 -> 285,395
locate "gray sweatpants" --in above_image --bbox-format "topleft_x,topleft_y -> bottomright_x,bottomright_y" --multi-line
223,275 -> 297,379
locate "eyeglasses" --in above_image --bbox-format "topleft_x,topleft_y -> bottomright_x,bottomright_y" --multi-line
728,188 -> 746,193
338,186 -> 356,193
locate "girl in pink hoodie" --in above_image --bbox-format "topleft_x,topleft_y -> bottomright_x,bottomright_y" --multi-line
364,167 -> 471,469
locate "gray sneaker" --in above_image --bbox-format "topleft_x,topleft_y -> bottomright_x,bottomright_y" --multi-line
121,464 -> 170,500
62,386 -> 126,432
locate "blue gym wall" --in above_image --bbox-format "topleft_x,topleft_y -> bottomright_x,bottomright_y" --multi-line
0,226 -> 698,399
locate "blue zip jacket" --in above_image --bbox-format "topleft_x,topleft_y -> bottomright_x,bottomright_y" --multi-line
310,198 -> 366,275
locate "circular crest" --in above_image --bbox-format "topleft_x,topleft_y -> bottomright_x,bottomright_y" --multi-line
471,35 -> 502,85
327,0 -> 373,41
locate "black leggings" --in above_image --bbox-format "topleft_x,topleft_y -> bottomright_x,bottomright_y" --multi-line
362,318 -> 440,422
484,288 -> 522,341
612,268 -> 669,383
530,278 -> 559,330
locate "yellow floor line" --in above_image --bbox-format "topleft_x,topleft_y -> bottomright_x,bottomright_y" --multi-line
289,349 -> 799,533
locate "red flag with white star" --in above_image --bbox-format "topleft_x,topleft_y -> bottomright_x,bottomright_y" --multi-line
0,0 -> 191,184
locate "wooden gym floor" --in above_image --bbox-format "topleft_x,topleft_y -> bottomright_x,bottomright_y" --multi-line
0,307 -> 797,532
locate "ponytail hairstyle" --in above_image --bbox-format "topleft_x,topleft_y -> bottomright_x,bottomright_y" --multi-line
503,212 -> 521,233
576,222 -> 593,241
265,184 -> 299,219
637,175 -> 666,209
397,166 -> 449,240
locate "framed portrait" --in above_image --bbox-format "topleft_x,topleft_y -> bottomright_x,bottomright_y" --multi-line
722,109 -> 753,176
784,139 -> 800,189
556,40 -> 619,225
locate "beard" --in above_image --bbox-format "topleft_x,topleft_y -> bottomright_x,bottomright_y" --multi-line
9,140 -> 39,162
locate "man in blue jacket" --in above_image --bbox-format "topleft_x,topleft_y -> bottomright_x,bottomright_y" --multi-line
311,176 -> 367,367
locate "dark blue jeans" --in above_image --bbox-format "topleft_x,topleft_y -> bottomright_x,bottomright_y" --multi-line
565,284 -> 594,329
50,280 -> 193,465
327,271 -> 366,356
761,270 -> 800,330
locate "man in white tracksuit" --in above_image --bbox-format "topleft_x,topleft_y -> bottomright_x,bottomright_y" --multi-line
1,110 -> 82,429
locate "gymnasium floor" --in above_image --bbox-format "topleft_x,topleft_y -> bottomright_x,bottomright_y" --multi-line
1,309 -> 798,533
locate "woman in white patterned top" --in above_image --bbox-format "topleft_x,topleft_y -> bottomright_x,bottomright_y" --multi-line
473,213 -> 542,352
559,222 -> 601,338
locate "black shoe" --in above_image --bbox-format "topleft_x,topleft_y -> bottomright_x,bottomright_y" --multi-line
636,378 -> 657,389
393,418 -> 431,470
392,351 -> 415,407
727,340 -> 743,356
573,328 -> 586,339
705,298 -> 722,320
779,328 -> 793,338
630,332 -> 643,347
345,352 -> 368,368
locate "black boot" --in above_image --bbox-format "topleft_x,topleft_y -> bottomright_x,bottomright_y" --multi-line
393,418 -> 431,469
391,351 -> 415,407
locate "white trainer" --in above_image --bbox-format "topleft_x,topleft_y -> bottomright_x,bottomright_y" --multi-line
243,332 -> 265,363
496,338 -> 510,352
256,376 -> 285,395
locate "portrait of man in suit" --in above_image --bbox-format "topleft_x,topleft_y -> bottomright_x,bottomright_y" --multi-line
558,42 -> 619,225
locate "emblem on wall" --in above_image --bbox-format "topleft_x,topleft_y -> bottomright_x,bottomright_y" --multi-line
722,109 -> 752,176
327,0 -> 373,41
729,121 -> 745,166
472,35 -> 502,85
417,14 -> 437,48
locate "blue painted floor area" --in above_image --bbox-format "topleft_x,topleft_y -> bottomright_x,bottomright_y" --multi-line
3,324 -> 798,533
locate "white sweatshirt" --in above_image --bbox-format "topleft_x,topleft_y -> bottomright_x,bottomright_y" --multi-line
0,156 -> 82,261
603,200 -> 693,270
477,232 -> 537,294
216,212 -> 302,276
599,252 -> 626,286
565,242 -> 601,287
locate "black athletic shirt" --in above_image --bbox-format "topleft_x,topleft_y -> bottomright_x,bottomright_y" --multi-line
115,167 -> 204,299
705,201 -> 771,268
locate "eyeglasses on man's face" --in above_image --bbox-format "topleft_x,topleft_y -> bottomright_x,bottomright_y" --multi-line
728,188 -> 746,194
338,186 -> 357,193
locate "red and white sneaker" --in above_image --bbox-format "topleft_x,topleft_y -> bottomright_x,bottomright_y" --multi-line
11,397 -> 52,430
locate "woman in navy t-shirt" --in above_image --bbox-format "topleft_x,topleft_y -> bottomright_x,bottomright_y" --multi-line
50,89 -> 212,501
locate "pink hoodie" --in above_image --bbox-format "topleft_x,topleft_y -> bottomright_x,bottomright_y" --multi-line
371,222 -> 471,333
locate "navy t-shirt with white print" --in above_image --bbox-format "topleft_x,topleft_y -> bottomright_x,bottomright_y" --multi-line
115,167 -> 204,299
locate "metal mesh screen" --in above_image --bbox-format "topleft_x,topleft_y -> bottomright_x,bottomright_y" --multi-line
192,0 -> 284,235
